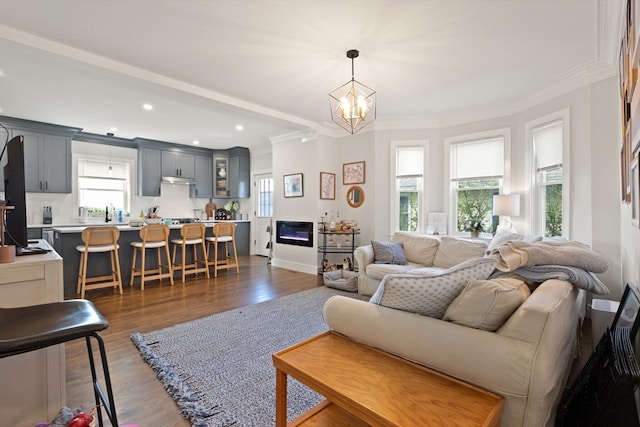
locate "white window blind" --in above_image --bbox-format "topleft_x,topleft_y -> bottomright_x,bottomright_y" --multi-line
78,159 -> 129,210
450,137 -> 504,181
396,147 -> 423,177
533,120 -> 563,171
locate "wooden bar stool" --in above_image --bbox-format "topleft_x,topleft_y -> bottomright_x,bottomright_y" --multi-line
171,223 -> 210,283
206,222 -> 239,277
0,299 -> 118,426
130,224 -> 174,290
76,226 -> 123,299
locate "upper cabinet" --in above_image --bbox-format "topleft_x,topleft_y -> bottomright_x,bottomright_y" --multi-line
228,147 -> 250,199
138,148 -> 162,197
0,118 -> 80,194
161,151 -> 195,179
191,154 -> 213,198
213,147 -> 250,199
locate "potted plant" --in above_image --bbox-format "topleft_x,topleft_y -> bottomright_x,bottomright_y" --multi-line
224,201 -> 239,220
464,218 -> 484,238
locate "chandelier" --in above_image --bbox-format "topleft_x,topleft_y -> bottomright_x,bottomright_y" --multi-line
329,49 -> 376,134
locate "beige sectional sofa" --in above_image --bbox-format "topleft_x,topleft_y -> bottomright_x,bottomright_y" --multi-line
337,230 -> 609,426
354,231 -> 489,296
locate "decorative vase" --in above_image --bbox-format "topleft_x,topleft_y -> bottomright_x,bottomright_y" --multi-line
470,231 -> 480,238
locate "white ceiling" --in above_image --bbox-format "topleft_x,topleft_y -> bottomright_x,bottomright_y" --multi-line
0,0 -> 623,152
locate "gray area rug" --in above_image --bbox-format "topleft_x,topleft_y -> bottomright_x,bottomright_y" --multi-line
131,286 -> 367,426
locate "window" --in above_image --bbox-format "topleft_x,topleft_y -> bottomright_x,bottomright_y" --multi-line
447,129 -> 510,236
78,158 -> 130,213
257,177 -> 273,217
528,110 -> 569,237
391,142 -> 427,232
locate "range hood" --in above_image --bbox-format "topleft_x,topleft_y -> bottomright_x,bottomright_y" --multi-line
161,176 -> 196,185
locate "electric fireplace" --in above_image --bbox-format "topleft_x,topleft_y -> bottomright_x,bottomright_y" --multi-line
276,221 -> 313,247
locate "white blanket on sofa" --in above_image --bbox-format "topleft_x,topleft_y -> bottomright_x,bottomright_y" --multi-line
488,240 -> 609,273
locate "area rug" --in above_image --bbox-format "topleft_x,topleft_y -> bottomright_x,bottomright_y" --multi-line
130,286 -> 367,426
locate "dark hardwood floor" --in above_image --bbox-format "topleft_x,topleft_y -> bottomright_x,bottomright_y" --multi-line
64,255 -> 323,426
64,256 -> 593,426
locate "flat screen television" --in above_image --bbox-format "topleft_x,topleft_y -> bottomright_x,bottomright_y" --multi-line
3,135 -> 28,251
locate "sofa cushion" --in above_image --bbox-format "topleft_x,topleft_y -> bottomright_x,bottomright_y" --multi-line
369,257 -> 498,319
443,277 -> 531,331
433,236 -> 488,268
371,240 -> 408,265
365,262 -> 418,280
391,231 -> 440,266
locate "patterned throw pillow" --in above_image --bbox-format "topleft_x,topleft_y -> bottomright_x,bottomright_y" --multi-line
371,241 -> 408,265
369,258 -> 498,319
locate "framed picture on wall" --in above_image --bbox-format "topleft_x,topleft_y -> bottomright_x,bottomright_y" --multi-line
320,172 -> 335,200
284,173 -> 303,198
343,161 -> 365,185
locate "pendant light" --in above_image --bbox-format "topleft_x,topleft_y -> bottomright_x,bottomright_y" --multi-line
329,49 -> 376,134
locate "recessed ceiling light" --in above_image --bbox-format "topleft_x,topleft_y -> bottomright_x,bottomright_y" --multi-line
110,127 -> 118,132
143,103 -> 153,111
192,140 -> 200,145
235,124 -> 244,131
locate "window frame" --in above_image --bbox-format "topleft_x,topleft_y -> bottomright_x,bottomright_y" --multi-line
445,128 -> 511,237
77,155 -> 132,214
525,108 -> 570,238
389,140 -> 429,234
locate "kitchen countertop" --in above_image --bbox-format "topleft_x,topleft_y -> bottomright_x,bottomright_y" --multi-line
50,219 -> 250,233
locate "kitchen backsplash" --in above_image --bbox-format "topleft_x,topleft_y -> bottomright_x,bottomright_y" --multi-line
13,184 -> 249,226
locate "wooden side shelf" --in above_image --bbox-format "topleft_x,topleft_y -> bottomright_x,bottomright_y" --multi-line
273,331 -> 504,427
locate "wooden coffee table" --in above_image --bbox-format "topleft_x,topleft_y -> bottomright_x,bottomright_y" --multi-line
273,331 -> 504,427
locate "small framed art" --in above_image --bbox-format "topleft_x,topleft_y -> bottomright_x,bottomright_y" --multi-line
283,173 -> 303,198
343,161 -> 365,185
320,172 -> 335,200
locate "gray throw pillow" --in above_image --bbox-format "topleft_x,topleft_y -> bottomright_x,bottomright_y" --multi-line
371,241 -> 408,265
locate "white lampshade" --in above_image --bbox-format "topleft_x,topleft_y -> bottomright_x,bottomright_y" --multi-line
493,194 -> 521,217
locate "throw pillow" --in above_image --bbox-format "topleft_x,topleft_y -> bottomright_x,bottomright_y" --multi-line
371,241 -> 408,265
443,277 -> 530,331
432,236 -> 488,268
369,257 -> 497,319
391,231 -> 439,266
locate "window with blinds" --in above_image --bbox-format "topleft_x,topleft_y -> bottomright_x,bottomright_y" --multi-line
395,146 -> 424,232
532,119 -> 563,237
450,137 -> 504,234
78,158 -> 130,213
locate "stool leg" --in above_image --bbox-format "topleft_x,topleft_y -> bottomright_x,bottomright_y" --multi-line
201,241 -> 210,279
80,251 -> 89,299
214,239 -> 219,278
231,240 -> 239,274
140,247 -> 147,290
164,244 -> 174,286
86,332 -> 118,427
77,251 -> 85,295
113,247 -> 123,295
130,247 -> 138,287
181,244 -> 187,283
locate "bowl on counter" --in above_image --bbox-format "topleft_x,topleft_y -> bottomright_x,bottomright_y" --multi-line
144,217 -> 162,225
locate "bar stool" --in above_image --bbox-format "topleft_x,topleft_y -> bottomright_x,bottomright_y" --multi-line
130,224 -> 174,290
76,226 -> 123,299
0,299 -> 118,426
206,222 -> 239,277
171,222 -> 210,283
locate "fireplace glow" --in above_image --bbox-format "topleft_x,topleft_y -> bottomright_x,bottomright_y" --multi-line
276,221 -> 313,247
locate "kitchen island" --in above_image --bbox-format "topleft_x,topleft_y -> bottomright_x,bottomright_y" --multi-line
52,220 -> 249,296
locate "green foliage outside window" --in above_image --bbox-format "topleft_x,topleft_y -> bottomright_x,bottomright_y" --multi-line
456,180 -> 499,234
545,184 -> 562,237
399,191 -> 419,231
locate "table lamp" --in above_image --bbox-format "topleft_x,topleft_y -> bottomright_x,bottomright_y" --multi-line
493,194 -> 520,233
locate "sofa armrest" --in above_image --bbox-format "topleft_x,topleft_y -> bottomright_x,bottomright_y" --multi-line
354,244 -> 374,271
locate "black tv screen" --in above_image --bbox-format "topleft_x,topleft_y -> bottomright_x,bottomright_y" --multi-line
3,135 -> 28,250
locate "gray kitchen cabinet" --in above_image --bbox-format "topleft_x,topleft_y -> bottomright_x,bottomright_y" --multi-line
213,156 -> 229,197
228,147 -> 250,199
138,148 -> 162,196
191,154 -> 213,198
162,151 -> 195,179
18,129 -> 72,193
